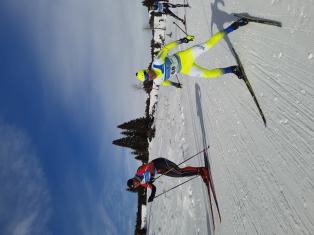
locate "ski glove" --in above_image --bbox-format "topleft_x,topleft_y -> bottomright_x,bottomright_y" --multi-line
148,183 -> 156,202
179,35 -> 194,44
148,196 -> 154,203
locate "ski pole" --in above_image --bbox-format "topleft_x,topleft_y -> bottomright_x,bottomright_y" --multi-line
153,146 -> 209,182
173,21 -> 188,36
154,175 -> 199,199
175,74 -> 180,84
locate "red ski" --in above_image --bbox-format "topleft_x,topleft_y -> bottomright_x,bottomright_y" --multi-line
202,149 -> 221,230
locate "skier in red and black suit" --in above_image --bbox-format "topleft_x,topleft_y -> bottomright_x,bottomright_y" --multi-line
127,158 -> 209,202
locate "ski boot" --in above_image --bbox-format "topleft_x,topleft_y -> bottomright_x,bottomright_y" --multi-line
224,66 -> 243,79
235,18 -> 249,27
225,18 -> 249,33
231,66 -> 244,79
199,167 -> 209,183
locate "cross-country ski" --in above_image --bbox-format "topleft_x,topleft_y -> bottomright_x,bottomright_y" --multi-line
231,46 -> 267,126
233,12 -> 282,27
202,149 -> 221,230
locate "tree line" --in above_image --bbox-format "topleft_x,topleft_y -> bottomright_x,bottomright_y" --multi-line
112,1 -> 167,233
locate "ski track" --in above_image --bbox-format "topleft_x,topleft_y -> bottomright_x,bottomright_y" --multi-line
148,0 -> 314,234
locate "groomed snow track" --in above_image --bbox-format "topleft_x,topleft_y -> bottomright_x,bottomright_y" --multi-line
147,0 -> 314,234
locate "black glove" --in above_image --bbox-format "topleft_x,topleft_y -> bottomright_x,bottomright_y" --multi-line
148,184 -> 156,203
148,196 -> 154,203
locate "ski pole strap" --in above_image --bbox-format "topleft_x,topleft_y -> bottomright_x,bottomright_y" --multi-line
153,145 -> 209,182
154,175 -> 199,199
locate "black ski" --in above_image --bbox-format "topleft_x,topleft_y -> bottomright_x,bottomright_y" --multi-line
231,47 -> 267,126
233,13 -> 282,27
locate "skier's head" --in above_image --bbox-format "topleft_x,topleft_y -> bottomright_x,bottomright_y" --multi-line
127,177 -> 140,189
136,69 -> 149,82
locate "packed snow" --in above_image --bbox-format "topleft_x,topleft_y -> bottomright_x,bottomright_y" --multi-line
147,0 -> 314,234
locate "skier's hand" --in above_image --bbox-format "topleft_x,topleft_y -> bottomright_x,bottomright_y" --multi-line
148,196 -> 154,203
180,35 -> 194,43
185,35 -> 194,42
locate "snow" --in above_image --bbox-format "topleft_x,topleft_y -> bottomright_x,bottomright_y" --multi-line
142,205 -> 147,230
146,0 -> 314,234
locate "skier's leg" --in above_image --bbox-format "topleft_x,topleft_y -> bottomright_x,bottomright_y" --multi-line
185,64 -> 239,79
179,166 -> 203,177
177,4 -> 190,7
178,19 -> 248,62
166,3 -> 175,8
187,64 -> 224,79
167,3 -> 189,8
153,158 -> 180,175
165,165 -> 202,177
178,31 -> 225,62
164,8 -> 185,24
153,158 -> 201,177
175,31 -> 225,75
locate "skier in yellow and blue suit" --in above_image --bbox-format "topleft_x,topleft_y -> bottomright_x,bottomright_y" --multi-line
136,18 -> 248,88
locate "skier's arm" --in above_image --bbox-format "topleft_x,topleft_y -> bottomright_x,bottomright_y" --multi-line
156,40 -> 181,61
148,183 -> 156,202
157,35 -> 194,61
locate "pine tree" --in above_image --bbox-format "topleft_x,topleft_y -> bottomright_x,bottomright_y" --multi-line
121,130 -> 147,138
112,136 -> 148,151
118,117 -> 148,131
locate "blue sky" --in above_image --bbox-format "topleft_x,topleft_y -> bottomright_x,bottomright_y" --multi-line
0,0 -> 151,234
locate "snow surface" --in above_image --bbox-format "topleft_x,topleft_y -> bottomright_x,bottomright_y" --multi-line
142,205 -> 147,230
147,0 -> 314,234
